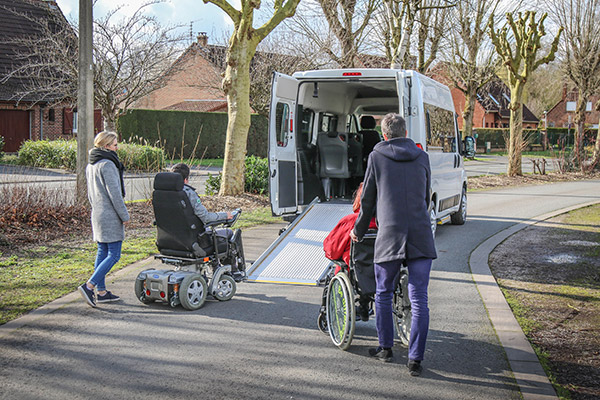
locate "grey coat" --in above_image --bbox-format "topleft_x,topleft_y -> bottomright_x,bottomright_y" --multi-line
86,159 -> 130,242
353,137 -> 437,263
183,184 -> 228,224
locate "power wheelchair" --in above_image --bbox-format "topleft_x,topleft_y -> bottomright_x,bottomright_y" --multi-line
134,172 -> 246,310
317,231 -> 412,350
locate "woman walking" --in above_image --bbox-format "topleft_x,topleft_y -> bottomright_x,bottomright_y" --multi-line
79,131 -> 130,307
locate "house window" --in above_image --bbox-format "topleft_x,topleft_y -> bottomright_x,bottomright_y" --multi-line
586,102 -> 592,111
566,101 -> 576,111
275,102 -> 289,147
48,109 -> 55,122
485,122 -> 489,127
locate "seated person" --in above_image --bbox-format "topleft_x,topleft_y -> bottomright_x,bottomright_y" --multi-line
323,183 -> 377,320
171,163 -> 242,271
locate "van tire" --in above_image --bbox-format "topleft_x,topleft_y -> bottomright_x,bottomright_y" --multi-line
451,188 -> 467,225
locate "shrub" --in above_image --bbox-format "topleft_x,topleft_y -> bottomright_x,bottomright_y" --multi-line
205,156 -> 269,195
0,136 -> 4,161
17,139 -> 165,172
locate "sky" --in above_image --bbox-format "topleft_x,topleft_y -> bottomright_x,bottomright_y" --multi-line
55,0 -> 236,45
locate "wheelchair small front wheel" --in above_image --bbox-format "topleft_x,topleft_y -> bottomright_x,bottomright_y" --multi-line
214,274 -> 236,301
393,270 -> 412,346
326,272 -> 355,350
317,311 -> 328,334
180,274 -> 208,310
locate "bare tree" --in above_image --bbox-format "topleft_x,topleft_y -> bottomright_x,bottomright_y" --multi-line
444,0 -> 502,139
414,0 -> 452,72
93,3 -> 185,130
489,11 -> 562,176
550,0 -> 600,167
203,0 -> 301,196
379,0 -> 455,69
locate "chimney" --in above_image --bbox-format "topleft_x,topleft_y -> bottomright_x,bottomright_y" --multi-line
197,32 -> 208,47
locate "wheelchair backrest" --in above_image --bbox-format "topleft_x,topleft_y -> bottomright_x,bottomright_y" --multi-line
350,229 -> 377,296
152,172 -> 205,255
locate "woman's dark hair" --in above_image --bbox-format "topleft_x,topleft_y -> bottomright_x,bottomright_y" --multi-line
171,163 -> 190,180
352,182 -> 364,213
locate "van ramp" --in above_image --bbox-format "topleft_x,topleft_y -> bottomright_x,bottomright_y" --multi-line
247,201 -> 353,285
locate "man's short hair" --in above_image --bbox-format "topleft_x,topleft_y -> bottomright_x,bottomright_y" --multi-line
381,113 -> 407,139
171,163 -> 190,180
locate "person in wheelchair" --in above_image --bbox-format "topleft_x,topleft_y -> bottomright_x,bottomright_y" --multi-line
171,163 -> 244,276
323,183 -> 377,321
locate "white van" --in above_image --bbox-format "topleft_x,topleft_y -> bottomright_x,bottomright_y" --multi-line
268,68 -> 468,235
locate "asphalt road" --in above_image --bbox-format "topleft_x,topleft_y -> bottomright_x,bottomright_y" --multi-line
1,179 -> 598,399
464,154 -> 557,177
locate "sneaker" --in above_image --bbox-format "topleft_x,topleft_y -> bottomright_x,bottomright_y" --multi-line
368,347 -> 394,362
97,291 -> 120,303
407,360 -> 423,376
78,284 -> 96,307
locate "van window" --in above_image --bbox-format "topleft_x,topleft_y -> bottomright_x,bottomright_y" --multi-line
424,103 -> 455,153
300,108 -> 315,145
319,113 -> 338,133
346,115 -> 359,133
275,102 -> 290,147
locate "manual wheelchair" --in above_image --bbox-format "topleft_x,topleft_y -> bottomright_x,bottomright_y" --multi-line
134,172 -> 246,311
317,231 -> 412,350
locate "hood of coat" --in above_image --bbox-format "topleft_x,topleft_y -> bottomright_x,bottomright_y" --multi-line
373,137 -> 422,162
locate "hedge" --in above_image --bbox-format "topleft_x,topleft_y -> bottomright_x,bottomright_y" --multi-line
17,139 -> 165,172
118,109 -> 269,160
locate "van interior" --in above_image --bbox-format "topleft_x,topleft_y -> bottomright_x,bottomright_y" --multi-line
293,79 -> 399,206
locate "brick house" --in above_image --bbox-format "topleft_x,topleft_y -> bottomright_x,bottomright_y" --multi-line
134,33 -> 227,112
0,0 -> 102,153
546,87 -> 600,129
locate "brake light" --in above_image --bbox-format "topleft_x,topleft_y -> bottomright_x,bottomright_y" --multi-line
416,143 -> 424,150
160,291 -> 166,298
290,118 -> 293,132
343,72 -> 362,76
146,289 -> 151,296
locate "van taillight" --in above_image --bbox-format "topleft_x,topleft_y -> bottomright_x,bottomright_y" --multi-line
342,72 -> 362,76
416,143 -> 424,150
290,119 -> 293,132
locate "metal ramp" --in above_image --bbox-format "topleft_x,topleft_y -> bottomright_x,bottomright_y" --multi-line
247,200 -> 353,285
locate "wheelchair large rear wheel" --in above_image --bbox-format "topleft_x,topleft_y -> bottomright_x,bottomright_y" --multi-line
326,273 -> 355,350
393,270 -> 412,346
180,274 -> 208,310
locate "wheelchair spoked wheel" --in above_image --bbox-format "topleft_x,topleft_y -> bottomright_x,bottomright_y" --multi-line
393,270 -> 412,346
326,272 -> 355,350
213,274 -> 236,301
134,270 -> 154,304
180,274 -> 208,310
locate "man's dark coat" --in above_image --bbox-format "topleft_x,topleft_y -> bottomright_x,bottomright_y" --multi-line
353,137 -> 437,263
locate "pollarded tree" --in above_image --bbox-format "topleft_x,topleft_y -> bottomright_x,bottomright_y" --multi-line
550,0 -> 600,168
203,0 -> 301,196
488,11 -> 562,176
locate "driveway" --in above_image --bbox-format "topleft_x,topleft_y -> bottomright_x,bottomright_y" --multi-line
1,179 -> 598,399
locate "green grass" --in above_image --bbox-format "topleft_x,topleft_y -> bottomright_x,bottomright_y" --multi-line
0,206 -> 281,325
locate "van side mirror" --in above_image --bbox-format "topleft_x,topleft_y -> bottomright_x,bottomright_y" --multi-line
463,136 -> 475,159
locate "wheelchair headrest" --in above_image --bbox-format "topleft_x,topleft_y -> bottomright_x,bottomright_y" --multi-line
154,172 -> 184,191
360,116 -> 376,130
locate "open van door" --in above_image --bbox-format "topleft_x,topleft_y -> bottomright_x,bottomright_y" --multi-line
269,72 -> 299,216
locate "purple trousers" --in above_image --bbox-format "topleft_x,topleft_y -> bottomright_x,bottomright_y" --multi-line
374,257 -> 432,361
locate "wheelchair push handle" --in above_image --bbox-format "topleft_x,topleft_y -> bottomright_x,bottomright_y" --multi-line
228,208 -> 242,226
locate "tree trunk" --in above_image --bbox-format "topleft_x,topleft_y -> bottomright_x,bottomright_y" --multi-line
507,85 -> 524,176
573,88 -> 587,166
593,117 -> 600,167
219,42 -> 253,196
462,92 -> 476,140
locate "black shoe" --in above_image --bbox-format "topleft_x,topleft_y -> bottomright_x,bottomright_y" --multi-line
407,360 -> 422,376
97,291 -> 120,303
78,284 -> 96,307
368,347 -> 394,362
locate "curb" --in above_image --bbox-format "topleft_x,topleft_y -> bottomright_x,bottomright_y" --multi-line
469,200 -> 600,400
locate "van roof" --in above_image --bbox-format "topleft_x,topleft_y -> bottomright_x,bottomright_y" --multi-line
293,69 -> 404,79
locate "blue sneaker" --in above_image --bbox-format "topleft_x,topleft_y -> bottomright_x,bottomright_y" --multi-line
97,291 -> 120,303
78,284 -> 96,307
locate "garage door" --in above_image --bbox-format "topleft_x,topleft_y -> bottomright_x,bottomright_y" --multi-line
0,110 -> 30,152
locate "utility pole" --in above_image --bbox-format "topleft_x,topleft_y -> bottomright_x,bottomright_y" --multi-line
76,0 -> 94,205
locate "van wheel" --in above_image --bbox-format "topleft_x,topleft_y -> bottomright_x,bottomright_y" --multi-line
429,202 -> 437,237
451,188 -> 467,225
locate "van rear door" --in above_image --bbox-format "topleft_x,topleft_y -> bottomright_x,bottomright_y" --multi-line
269,72 -> 299,216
